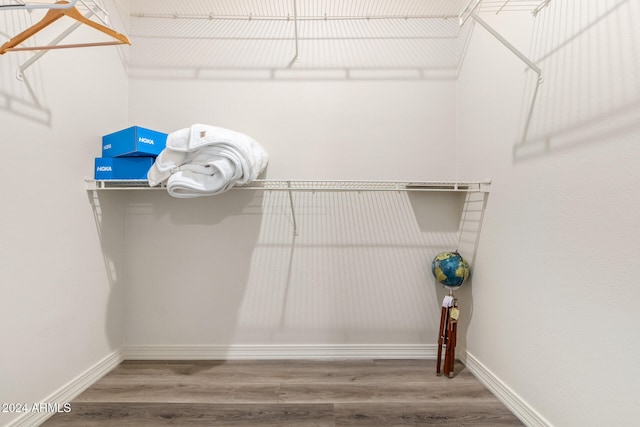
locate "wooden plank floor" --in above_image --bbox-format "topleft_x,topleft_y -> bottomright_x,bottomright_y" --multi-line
43,359 -> 523,426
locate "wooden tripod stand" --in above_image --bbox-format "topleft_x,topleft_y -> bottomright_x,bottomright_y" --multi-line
437,292 -> 459,377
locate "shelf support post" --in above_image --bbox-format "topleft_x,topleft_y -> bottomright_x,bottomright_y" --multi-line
532,0 -> 552,17
468,12 -> 542,77
460,1 -> 544,145
16,20 -> 82,80
287,181 -> 298,236
288,0 -> 299,67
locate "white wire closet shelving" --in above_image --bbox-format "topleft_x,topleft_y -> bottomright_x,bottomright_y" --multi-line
1,1 -> 553,79
120,0 -> 553,78
86,178 -> 491,238
478,0 -> 551,15
126,0 -> 551,20
85,179 -> 491,193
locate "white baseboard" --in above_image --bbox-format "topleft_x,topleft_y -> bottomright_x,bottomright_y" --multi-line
4,346 -> 550,427
464,351 -> 552,427
124,344 -> 437,360
7,349 -> 124,427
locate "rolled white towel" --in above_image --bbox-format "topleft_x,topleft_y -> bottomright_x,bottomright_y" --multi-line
147,124 -> 268,197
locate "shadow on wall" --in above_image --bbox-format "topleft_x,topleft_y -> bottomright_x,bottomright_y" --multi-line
237,190 -> 450,344
514,0 -> 640,160
233,189 -> 489,347
122,189 -> 264,350
87,190 -> 127,350
410,190 -> 489,357
88,185 -> 490,351
1,6 -> 60,127
0,27 -> 52,126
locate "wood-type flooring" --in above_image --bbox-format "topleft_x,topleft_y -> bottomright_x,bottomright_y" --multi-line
42,359 -> 523,426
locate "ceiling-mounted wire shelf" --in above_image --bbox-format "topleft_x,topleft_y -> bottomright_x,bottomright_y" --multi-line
124,0 -> 467,77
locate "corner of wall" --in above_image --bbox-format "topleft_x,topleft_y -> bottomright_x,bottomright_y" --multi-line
464,351 -> 552,427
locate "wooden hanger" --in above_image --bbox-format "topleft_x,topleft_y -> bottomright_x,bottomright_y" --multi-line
0,0 -> 130,55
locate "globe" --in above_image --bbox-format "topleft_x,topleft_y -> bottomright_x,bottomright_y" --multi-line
431,251 -> 470,288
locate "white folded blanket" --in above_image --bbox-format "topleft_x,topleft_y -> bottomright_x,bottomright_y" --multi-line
148,124 -> 269,198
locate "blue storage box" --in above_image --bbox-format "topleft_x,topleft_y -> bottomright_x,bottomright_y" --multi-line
94,157 -> 155,180
102,126 -> 167,157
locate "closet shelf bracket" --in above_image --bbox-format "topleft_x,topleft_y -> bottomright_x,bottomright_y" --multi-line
532,0 -> 552,17
288,0 -> 300,67
286,181 -> 299,236
16,19 -> 82,80
459,0 -> 543,144
465,12 -> 542,78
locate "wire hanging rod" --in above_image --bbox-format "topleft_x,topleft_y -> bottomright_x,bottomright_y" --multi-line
130,13 -> 458,22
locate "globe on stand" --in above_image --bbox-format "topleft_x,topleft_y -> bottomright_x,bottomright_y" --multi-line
431,251 -> 470,288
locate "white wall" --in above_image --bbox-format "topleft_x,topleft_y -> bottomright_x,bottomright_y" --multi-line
129,79 -> 458,180
5,1 -> 637,425
0,9 -> 129,426
125,77 -> 462,350
457,2 -> 640,426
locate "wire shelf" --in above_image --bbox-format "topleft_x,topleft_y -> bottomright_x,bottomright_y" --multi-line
478,1 -> 551,15
1,1 -> 553,77
85,179 -> 491,193
128,0 -> 464,20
